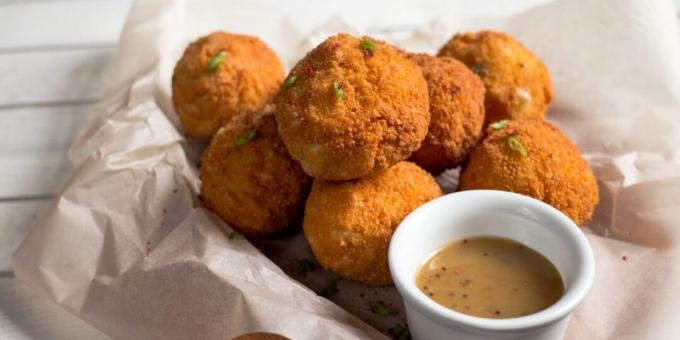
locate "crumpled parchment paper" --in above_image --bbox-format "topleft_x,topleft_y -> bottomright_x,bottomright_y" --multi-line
13,0 -> 680,339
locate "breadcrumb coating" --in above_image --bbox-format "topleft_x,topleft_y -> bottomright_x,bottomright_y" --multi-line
408,53 -> 486,173
438,31 -> 552,125
172,32 -> 284,139
304,162 -> 442,285
459,120 -> 598,226
200,111 -> 311,236
275,34 -> 430,180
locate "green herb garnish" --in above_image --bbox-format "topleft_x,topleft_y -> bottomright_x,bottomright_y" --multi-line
234,128 -> 256,146
489,119 -> 509,130
359,39 -> 376,54
388,324 -> 411,340
369,301 -> 396,316
318,276 -> 340,298
471,63 -> 487,77
283,75 -> 298,90
292,258 -> 317,277
507,135 -> 528,157
228,231 -> 244,240
207,51 -> 227,72
333,81 -> 344,101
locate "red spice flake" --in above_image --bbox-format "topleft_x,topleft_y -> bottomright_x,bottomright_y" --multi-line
495,310 -> 501,315
435,274 -> 440,278
423,285 -> 428,290
428,292 -> 434,297
454,269 -> 461,275
162,209 -> 167,214
462,294 -> 468,298
173,189 -> 178,193
463,239 -> 468,244
622,256 -> 628,261
304,65 -> 316,76
460,279 -> 471,287
441,266 -> 446,271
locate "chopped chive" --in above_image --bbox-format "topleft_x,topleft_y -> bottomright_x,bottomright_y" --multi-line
292,258 -> 317,277
507,135 -> 528,157
388,324 -> 411,340
359,39 -> 376,54
489,119 -> 509,130
234,128 -> 256,146
283,75 -> 298,90
318,276 -> 340,298
207,51 -> 227,72
228,231 -> 244,240
369,301 -> 396,316
333,81 -> 344,101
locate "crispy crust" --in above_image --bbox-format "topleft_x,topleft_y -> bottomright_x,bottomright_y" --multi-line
275,34 -> 430,180
303,162 -> 443,285
200,112 -> 311,236
172,32 -> 284,139
408,53 -> 486,173
459,120 -> 598,226
438,31 -> 552,125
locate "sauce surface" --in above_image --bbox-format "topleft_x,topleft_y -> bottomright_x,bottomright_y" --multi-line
415,236 -> 564,319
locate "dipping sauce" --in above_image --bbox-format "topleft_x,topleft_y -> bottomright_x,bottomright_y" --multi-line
415,236 -> 564,319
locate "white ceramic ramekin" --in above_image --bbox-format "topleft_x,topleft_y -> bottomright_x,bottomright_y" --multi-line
389,190 -> 594,340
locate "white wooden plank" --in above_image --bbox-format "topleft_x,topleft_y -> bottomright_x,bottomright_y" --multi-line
0,200 -> 51,271
0,48 -> 114,106
0,0 -> 132,49
0,278 -> 110,340
0,104 -> 90,198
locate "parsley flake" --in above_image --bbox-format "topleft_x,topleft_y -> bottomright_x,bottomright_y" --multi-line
489,119 -> 509,130
333,81 -> 344,101
283,75 -> 298,90
292,258 -> 317,277
507,135 -> 528,157
207,51 -> 227,72
359,39 -> 376,54
318,276 -> 340,298
228,231 -> 244,240
369,301 -> 396,316
388,324 -> 411,340
234,128 -> 256,146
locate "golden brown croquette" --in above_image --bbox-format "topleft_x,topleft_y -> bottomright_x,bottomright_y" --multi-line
172,32 -> 284,139
200,111 -> 311,236
408,53 -> 486,174
459,120 -> 598,226
275,34 -> 430,180
303,162 -> 442,285
438,31 -> 552,125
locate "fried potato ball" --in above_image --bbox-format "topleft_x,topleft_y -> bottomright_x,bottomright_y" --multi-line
172,32 -> 284,139
200,110 -> 311,236
438,31 -> 552,125
304,162 -> 442,285
408,53 -> 486,174
275,34 -> 430,181
459,120 -> 598,226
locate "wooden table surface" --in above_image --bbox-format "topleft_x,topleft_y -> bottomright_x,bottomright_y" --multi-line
0,1 -> 678,339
